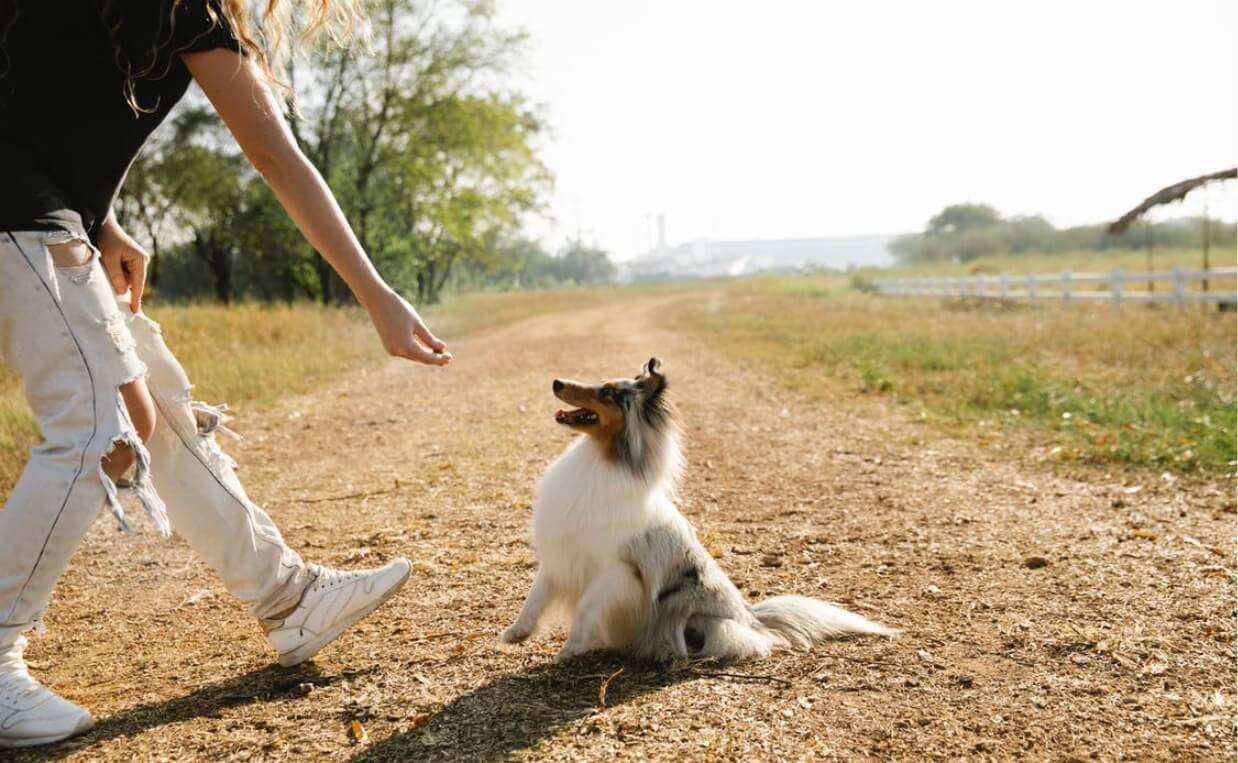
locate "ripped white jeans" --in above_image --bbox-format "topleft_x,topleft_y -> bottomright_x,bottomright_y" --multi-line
0,230 -> 312,647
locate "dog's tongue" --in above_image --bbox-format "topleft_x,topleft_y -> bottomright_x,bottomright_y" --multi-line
555,408 -> 591,424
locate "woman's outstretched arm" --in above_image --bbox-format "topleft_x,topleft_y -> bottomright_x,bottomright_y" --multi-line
182,49 -> 450,366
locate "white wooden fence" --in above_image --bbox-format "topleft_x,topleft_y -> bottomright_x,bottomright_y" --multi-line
874,266 -> 1238,306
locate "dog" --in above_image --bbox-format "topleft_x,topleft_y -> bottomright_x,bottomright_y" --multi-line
501,357 -> 893,662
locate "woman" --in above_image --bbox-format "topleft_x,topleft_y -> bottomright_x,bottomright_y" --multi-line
0,0 -> 450,748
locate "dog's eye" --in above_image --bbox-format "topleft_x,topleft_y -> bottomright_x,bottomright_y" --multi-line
599,387 -> 628,404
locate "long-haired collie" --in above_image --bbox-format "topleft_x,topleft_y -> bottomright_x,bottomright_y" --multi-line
501,357 -> 893,662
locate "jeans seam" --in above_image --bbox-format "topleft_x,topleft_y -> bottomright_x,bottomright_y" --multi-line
0,232 -> 99,627
148,392 -> 285,556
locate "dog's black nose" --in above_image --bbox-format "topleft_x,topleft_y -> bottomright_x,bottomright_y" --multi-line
553,379 -> 564,393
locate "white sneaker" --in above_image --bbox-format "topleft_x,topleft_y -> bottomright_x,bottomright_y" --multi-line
0,639 -> 94,748
265,559 -> 411,667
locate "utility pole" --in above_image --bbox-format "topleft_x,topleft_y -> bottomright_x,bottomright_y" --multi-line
1144,221 -> 1153,298
574,197 -> 582,248
1201,192 -> 1210,295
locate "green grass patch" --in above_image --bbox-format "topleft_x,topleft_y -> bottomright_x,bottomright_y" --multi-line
674,274 -> 1237,474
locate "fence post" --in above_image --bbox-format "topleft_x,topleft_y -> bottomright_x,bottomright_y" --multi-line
1111,268 -> 1122,310
1027,273 -> 1036,301
1000,274 -> 1009,301
1062,271 -> 1071,304
1172,265 -> 1185,308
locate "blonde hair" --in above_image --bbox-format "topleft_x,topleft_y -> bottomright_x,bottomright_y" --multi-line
107,0 -> 366,113
207,0 -> 365,86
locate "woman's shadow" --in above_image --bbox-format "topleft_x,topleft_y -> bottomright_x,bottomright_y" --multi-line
10,662 -> 363,763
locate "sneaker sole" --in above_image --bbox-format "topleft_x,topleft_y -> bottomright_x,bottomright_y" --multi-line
276,563 -> 411,668
0,714 -> 95,748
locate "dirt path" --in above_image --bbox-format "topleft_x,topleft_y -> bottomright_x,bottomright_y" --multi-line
12,294 -> 1235,762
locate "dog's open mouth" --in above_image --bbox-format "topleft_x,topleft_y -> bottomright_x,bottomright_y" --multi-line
555,408 -> 599,426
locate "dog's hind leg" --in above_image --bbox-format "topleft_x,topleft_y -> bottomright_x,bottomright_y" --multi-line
557,563 -> 643,662
502,568 -> 553,644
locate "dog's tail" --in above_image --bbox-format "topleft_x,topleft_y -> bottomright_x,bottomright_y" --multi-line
752,595 -> 895,648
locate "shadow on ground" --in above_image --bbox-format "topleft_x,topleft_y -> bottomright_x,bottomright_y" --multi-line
350,657 -> 689,762
13,662 -> 366,762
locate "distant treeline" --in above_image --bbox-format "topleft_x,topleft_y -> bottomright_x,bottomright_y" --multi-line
891,203 -> 1237,263
118,0 -> 614,306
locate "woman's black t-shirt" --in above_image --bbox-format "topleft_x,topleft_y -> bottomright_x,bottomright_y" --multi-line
0,0 -> 239,241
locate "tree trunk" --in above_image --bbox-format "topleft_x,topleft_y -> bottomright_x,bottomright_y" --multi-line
193,232 -> 232,304
213,246 -> 232,305
313,252 -> 334,305
149,236 -> 160,290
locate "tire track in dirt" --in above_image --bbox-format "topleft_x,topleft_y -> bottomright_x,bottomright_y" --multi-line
13,293 -> 1235,761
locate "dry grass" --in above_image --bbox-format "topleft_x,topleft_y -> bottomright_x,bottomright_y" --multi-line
8,294 -> 1234,761
0,302 -> 382,490
674,275 -> 1237,473
0,285 -> 666,490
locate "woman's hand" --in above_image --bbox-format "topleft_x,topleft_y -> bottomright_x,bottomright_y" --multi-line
363,288 -> 452,366
97,213 -> 149,314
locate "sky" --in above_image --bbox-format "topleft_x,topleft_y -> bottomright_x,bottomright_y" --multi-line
499,0 -> 1237,261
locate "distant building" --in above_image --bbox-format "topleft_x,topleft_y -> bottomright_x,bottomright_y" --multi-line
618,235 -> 899,282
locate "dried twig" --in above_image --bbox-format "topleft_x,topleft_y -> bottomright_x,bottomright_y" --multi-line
597,666 -> 625,708
296,482 -> 400,505
685,668 -> 793,688
411,631 -> 461,642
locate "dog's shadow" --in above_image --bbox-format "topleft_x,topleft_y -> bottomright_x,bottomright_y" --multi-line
350,656 -> 689,762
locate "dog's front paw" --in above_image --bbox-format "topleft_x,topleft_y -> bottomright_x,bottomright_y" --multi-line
501,623 -> 532,644
555,642 -> 586,663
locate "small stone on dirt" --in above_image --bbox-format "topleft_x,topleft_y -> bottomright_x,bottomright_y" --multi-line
1023,556 -> 1049,569
955,674 -> 974,688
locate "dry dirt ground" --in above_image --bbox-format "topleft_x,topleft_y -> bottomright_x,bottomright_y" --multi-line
7,295 -> 1236,762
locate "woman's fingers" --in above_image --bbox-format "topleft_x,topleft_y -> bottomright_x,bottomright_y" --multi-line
126,255 -> 147,313
367,290 -> 451,366
101,253 -> 128,295
99,246 -> 149,313
413,320 -> 447,353
396,340 -> 452,366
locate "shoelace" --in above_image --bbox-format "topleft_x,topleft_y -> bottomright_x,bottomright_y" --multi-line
312,568 -> 367,592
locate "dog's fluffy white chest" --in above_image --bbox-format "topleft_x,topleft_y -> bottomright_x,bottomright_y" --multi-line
530,437 -> 677,583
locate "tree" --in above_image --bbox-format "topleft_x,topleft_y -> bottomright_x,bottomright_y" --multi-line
892,202 -> 1236,264
926,203 -> 1001,235
118,0 -> 550,305
287,0 -> 548,304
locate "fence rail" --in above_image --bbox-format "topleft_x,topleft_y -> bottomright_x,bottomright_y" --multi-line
873,266 -> 1238,306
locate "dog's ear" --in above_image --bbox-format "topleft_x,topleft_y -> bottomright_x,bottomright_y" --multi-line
640,356 -> 666,396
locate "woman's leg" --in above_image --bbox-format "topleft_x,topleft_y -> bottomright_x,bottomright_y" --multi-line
0,230 -> 161,747
102,378 -> 157,481
123,307 -> 412,667
122,311 -> 314,620
0,231 -> 165,641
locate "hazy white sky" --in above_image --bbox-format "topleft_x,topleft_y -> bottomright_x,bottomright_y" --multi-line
501,0 -> 1237,260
